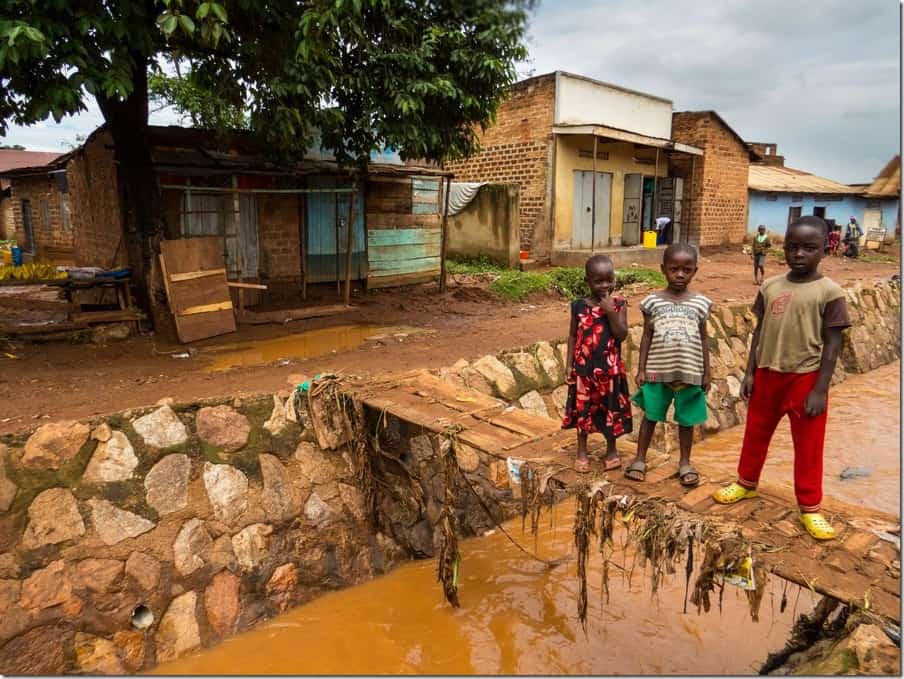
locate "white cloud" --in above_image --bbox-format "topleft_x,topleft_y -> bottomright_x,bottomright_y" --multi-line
3,0 -> 899,184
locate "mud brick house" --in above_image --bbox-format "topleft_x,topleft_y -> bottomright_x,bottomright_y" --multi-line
445,71 -> 705,265
669,111 -> 759,247
0,126 -> 450,300
0,149 -> 62,246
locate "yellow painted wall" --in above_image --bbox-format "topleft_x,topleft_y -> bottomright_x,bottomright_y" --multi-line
553,135 -> 668,248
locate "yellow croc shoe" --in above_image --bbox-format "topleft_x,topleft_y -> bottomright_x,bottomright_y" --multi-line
713,482 -> 758,504
800,513 -> 837,540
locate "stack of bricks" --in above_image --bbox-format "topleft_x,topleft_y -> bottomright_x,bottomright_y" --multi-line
257,193 -> 301,287
446,73 -> 556,254
671,112 -> 750,247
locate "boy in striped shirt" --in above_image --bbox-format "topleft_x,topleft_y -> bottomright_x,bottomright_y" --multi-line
625,244 -> 712,487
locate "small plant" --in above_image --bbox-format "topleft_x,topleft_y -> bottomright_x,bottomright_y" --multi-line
446,255 -> 506,275
615,267 -> 666,289
488,270 -> 552,301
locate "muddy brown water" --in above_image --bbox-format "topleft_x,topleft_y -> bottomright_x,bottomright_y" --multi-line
152,362 -> 899,675
200,325 -> 433,372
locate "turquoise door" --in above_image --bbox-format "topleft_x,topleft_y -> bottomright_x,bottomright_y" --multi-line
305,176 -> 367,283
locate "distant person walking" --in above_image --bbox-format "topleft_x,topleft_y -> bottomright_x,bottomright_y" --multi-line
752,225 -> 771,285
843,216 -> 862,258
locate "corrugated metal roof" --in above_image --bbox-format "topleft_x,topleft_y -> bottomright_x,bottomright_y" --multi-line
865,156 -> 900,198
0,150 -> 61,173
748,164 -> 862,195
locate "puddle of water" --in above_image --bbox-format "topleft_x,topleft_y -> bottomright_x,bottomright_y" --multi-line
696,361 -> 900,515
201,325 -> 432,372
153,504 -> 803,676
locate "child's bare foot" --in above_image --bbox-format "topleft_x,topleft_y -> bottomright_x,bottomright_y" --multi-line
574,456 -> 590,473
603,438 -> 621,470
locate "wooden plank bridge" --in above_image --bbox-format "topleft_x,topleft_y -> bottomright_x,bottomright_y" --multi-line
348,369 -> 901,623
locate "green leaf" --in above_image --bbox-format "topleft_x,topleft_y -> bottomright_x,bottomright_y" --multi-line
178,14 -> 195,34
162,14 -> 178,36
196,3 -> 211,20
210,3 -> 228,23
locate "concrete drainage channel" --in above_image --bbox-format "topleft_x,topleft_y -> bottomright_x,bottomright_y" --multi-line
0,281 -> 898,674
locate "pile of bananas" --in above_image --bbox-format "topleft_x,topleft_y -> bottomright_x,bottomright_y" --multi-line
0,262 -> 68,281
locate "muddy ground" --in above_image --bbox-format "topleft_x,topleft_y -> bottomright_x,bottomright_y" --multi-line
0,249 -> 898,434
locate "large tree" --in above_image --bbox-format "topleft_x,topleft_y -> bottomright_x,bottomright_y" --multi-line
0,0 -> 530,321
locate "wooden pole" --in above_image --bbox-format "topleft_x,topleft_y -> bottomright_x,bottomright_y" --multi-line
343,187 -> 356,306
297,188 -> 307,301
439,175 -> 451,294
653,148 -> 660,231
335,196 -> 341,297
591,135 -> 598,249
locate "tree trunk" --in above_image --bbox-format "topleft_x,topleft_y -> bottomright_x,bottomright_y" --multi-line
95,53 -> 174,336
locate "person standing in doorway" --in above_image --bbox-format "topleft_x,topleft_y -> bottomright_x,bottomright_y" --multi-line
655,216 -> 673,245
752,225 -> 771,285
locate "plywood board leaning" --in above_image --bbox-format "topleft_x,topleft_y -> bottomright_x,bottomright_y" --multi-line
160,237 -> 236,343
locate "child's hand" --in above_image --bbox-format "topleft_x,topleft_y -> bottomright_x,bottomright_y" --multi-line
804,388 -> 828,417
702,371 -> 712,392
635,371 -> 645,387
741,373 -> 755,399
599,294 -> 615,313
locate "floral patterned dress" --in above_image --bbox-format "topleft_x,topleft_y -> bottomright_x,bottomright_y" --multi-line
561,297 -> 633,438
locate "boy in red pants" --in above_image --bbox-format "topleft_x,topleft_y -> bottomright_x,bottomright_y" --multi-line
713,216 -> 850,540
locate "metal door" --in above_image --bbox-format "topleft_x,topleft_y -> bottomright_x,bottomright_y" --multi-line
622,174 -> 642,245
572,171 -> 611,249
305,175 -> 366,283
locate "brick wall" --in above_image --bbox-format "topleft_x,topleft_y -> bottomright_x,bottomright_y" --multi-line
67,131 -> 127,267
257,193 -> 301,287
671,112 -> 750,246
9,174 -> 74,262
446,73 -> 556,255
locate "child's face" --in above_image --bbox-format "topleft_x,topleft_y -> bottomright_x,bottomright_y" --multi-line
758,226 -> 766,235
585,261 -> 615,299
661,251 -> 698,291
784,224 -> 825,275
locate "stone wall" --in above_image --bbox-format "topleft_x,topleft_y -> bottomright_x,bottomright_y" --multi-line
0,386 -> 515,674
445,73 -> 556,254
432,281 -> 901,450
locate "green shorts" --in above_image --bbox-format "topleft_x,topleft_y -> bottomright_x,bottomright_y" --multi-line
631,382 -> 708,427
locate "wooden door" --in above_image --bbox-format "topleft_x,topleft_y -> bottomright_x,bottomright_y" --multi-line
622,174 -> 642,246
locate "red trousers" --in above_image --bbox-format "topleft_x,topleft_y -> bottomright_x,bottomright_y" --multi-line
736,368 -> 826,512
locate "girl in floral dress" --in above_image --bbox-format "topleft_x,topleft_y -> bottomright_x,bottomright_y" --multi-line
562,255 -> 633,473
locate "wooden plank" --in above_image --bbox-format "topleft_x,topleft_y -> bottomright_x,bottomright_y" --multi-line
226,282 -> 268,290
179,301 -> 233,316
368,256 -> 441,275
160,237 -> 236,343
0,296 -> 76,311
368,228 -> 441,246
70,310 -> 145,324
169,268 -> 227,282
366,272 -> 437,289
159,253 -> 175,314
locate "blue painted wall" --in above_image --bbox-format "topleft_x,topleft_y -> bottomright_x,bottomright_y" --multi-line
746,191 -> 902,236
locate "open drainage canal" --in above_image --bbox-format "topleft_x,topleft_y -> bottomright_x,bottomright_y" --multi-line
153,362 -> 899,675
201,324 -> 433,372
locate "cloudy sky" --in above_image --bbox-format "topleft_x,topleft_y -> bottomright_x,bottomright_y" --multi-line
3,0 -> 900,184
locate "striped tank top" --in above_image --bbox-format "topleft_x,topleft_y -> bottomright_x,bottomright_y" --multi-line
639,292 -> 713,385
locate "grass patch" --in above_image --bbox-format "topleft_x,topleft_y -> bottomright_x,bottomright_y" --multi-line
447,255 -> 507,275
489,270 -> 552,301
488,265 -> 666,302
858,250 -> 898,264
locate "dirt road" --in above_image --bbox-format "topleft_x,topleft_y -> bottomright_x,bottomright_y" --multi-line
0,250 -> 896,433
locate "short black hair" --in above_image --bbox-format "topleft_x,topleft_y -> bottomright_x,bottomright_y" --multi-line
787,215 -> 828,237
662,243 -> 698,264
585,253 -> 614,275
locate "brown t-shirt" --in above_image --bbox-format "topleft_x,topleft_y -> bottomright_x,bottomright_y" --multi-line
753,274 -> 851,374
